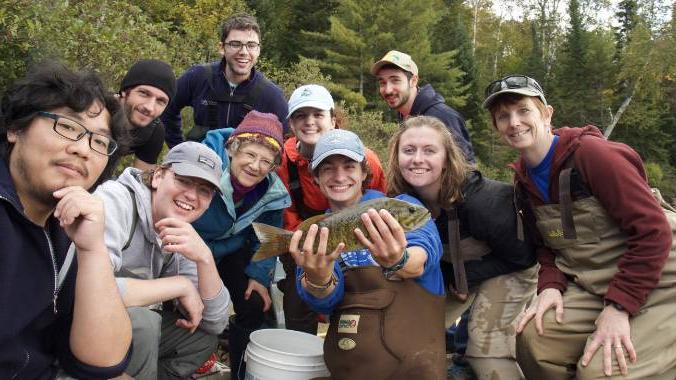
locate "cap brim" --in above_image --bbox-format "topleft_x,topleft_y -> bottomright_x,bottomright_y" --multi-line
371,60 -> 389,75
287,100 -> 334,119
311,149 -> 365,171
482,88 -> 546,108
170,162 -> 222,193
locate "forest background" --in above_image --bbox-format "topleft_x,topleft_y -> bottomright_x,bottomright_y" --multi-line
1,0 -> 674,200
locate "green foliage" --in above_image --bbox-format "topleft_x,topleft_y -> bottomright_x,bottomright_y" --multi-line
645,161 -> 665,187
344,109 -> 398,172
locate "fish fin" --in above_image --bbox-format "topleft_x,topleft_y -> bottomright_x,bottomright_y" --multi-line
252,223 -> 293,261
301,213 -> 328,226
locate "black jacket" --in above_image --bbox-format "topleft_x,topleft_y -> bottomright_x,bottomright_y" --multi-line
0,161 -> 130,379
436,171 -> 536,289
401,84 -> 475,162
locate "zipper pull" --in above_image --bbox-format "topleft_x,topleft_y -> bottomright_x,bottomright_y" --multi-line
53,294 -> 58,314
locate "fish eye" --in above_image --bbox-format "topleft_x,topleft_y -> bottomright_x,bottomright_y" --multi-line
408,207 -> 416,213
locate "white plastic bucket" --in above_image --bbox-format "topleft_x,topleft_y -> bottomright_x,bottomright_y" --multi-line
244,329 -> 330,380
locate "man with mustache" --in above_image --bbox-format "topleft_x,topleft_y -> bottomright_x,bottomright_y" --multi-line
161,13 -> 288,147
119,59 -> 177,171
0,63 -> 132,379
372,50 -> 475,162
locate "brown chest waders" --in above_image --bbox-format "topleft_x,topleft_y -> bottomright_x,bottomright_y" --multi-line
322,266 -> 446,380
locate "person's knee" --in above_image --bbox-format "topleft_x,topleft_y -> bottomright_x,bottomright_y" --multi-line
129,307 -> 162,355
126,307 -> 162,377
466,357 -> 524,380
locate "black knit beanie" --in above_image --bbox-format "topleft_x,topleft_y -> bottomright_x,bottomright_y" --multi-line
120,59 -> 176,101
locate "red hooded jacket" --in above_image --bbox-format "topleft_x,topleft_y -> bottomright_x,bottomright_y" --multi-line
512,126 -> 672,315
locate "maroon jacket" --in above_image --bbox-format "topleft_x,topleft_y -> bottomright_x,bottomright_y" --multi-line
512,126 -> 672,315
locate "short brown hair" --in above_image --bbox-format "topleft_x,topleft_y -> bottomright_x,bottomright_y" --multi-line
220,13 -> 261,43
386,116 -> 474,208
487,93 -> 548,129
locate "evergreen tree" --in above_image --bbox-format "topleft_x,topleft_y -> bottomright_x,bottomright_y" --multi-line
551,0 -> 610,127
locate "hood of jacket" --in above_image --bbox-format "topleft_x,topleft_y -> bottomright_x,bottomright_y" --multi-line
409,84 -> 446,116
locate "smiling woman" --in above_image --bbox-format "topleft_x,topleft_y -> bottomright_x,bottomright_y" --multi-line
386,115 -> 538,380
191,110 -> 290,379
484,75 -> 676,380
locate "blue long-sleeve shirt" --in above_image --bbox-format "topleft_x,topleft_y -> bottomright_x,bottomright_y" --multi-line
296,190 -> 445,315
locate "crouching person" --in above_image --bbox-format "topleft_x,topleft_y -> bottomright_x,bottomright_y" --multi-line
95,141 -> 231,379
291,130 -> 446,379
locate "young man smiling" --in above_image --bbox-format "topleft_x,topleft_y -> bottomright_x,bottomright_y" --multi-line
95,141 -> 230,379
119,59 -> 177,171
372,50 -> 475,162
162,13 -> 288,147
0,63 -> 132,379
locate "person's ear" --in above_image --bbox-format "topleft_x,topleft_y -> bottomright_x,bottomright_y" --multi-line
7,130 -> 17,143
151,168 -> 164,190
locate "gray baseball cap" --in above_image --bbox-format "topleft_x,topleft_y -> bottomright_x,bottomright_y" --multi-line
311,129 -> 365,171
162,141 -> 223,191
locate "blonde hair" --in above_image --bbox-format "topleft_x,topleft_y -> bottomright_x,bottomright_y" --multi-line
386,116 -> 474,209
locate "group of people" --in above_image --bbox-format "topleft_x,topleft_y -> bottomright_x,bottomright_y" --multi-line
2,10 -> 674,380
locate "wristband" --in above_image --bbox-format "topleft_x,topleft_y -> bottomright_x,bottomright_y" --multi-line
604,300 -> 626,312
300,272 -> 337,290
382,248 -> 410,277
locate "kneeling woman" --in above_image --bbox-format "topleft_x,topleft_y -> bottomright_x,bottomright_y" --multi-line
291,129 -> 446,379
484,75 -> 676,379
192,111 -> 291,380
387,115 -> 537,379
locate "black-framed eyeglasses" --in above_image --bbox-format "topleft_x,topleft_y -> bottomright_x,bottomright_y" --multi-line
484,75 -> 545,99
223,40 -> 261,51
37,111 -> 118,156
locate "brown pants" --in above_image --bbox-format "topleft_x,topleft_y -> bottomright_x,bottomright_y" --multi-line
517,282 -> 676,380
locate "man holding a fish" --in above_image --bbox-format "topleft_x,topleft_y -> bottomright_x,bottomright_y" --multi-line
252,129 -> 446,379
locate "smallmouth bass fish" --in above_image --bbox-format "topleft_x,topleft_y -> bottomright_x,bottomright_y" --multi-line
251,197 -> 431,261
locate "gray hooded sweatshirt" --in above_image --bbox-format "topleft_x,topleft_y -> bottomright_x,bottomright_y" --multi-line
95,167 -> 230,335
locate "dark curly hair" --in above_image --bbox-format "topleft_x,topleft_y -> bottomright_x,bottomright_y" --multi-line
0,61 -> 131,189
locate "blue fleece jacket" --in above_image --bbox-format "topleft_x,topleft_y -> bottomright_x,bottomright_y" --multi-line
296,190 -> 444,315
192,128 -> 291,286
0,161 -> 131,379
161,59 -> 288,148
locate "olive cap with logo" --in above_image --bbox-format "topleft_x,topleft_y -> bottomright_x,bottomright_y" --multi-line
371,50 -> 419,76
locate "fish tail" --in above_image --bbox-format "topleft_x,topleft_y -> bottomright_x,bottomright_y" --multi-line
252,222 -> 293,261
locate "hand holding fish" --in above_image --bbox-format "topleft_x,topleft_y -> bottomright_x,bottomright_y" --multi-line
354,209 -> 408,268
290,224 -> 345,287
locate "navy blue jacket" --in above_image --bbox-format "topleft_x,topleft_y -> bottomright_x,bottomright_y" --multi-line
0,161 -> 130,379
162,59 -> 288,147
400,84 -> 475,162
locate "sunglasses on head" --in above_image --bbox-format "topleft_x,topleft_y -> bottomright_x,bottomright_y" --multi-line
484,75 -> 545,99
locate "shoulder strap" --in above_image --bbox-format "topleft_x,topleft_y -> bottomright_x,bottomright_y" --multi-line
559,155 -> 578,240
287,158 -> 323,220
122,184 -> 138,251
446,207 -> 468,294
243,75 -> 270,111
